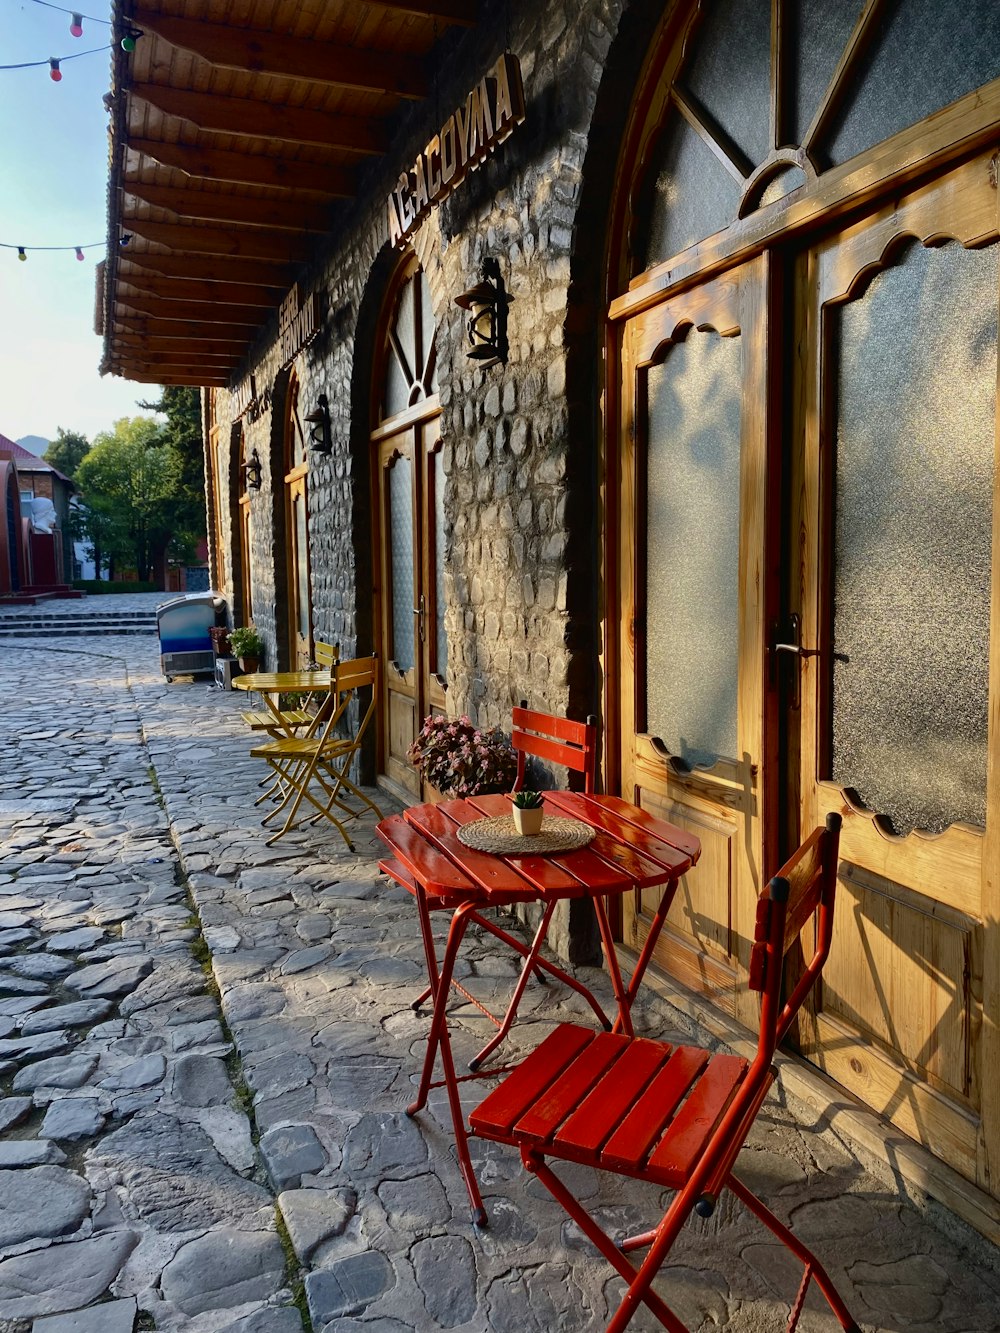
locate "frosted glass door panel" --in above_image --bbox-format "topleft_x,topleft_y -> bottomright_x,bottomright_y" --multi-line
644,330 -> 741,767
831,240 -> 997,833
294,494 -> 310,640
389,457 -> 415,672
433,448 -> 448,681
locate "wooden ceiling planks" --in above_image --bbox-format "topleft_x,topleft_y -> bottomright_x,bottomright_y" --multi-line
103,0 -> 480,384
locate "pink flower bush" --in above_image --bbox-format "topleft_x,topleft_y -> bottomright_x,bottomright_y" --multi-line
407,714 -> 517,797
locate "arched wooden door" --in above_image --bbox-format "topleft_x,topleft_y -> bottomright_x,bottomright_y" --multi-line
283,376 -> 313,669
610,0 -> 1000,1199
372,257 -> 447,798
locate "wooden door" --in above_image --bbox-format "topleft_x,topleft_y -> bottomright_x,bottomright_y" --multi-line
793,153 -> 1000,1192
376,414 -> 447,797
620,254 -> 777,1029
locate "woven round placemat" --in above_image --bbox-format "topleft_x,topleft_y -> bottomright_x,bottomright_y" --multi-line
457,815 -> 595,855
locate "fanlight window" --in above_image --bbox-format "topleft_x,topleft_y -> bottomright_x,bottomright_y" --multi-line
381,267 -> 438,422
636,0 -> 1000,273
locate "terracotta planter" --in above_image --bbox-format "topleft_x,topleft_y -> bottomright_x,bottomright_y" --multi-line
512,804 -> 544,836
208,626 -> 232,657
238,655 -> 259,673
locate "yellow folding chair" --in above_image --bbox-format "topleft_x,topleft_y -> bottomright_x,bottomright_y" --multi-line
250,653 -> 382,849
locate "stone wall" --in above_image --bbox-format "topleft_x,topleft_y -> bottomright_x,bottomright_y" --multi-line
208,0 -> 636,711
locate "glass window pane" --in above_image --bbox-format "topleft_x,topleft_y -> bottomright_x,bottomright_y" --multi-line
825,0 -> 1000,168
433,448 -> 448,681
831,240 -> 997,834
757,165 -> 807,209
639,110 -> 742,273
680,0 -> 771,168
788,0 -> 865,147
644,328 -> 742,767
389,456 -> 415,672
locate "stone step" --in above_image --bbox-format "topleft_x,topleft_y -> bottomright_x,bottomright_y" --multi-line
0,624 -> 158,637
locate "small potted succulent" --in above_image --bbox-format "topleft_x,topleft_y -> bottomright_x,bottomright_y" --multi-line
511,789 -> 545,836
228,625 -> 263,673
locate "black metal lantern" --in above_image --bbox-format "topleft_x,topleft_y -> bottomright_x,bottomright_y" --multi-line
304,393 -> 332,454
242,448 -> 263,491
455,258 -> 509,368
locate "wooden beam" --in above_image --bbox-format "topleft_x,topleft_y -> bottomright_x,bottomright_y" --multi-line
121,252 -> 292,286
131,6 -> 427,99
114,315 -> 257,341
123,180 -> 331,232
123,219 -> 311,262
113,335 -> 249,356
117,272 -> 279,308
369,0 -> 478,23
117,296 -> 265,326
131,84 -> 388,154
128,139 -> 355,197
112,370 -> 231,385
114,350 -> 240,368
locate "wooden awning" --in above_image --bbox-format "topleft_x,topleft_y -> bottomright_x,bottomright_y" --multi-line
100,0 -> 479,387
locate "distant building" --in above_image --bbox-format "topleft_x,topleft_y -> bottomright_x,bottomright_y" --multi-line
0,434 -> 78,600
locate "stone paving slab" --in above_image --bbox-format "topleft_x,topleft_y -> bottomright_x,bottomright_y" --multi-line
0,629 -> 999,1333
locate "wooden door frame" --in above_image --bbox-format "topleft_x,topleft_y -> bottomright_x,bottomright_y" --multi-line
282,375 -> 313,669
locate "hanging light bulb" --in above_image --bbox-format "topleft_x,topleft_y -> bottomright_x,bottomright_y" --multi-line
17,248 -> 26,262
121,29 -> 139,52
75,247 -> 85,261
69,13 -> 84,37
119,233 -> 132,247
49,58 -> 62,82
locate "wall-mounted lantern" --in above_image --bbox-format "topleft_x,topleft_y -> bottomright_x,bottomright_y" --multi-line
304,393 -> 332,454
242,448 -> 263,491
455,258 -> 509,368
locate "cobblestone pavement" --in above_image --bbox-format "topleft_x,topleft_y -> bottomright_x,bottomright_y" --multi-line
1,599 -> 999,1332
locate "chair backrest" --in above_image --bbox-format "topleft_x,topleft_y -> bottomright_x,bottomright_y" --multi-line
313,639 -> 339,669
322,652 -> 378,752
511,699 -> 598,793
748,812 -> 842,1057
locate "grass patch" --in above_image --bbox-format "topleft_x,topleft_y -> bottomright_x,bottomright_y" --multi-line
275,1206 -> 313,1332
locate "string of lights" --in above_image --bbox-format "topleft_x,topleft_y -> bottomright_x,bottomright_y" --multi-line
28,1 -> 112,27
0,240 -> 106,262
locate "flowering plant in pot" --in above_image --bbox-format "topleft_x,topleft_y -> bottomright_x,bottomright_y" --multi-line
407,714 -> 517,798
228,625 -> 263,672
510,789 -> 545,836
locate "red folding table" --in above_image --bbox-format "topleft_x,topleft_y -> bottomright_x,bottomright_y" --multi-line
375,790 -> 700,1224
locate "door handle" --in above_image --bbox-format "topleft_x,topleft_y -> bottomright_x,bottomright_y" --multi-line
774,642 -> 820,658
412,595 -> 426,642
771,614 -> 820,709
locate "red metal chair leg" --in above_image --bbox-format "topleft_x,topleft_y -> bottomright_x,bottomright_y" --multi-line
523,1150 -> 689,1333
725,1174 -> 861,1332
406,898 -> 487,1225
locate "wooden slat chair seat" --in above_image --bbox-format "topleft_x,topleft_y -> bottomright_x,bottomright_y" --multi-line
250,653 -> 382,849
468,814 -> 862,1333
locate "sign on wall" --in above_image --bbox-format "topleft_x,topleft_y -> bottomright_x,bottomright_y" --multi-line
387,53 -> 526,247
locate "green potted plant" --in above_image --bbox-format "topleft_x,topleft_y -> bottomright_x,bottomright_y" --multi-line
228,625 -> 263,673
511,789 -> 545,836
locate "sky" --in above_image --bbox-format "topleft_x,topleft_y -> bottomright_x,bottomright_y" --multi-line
0,0 -> 160,447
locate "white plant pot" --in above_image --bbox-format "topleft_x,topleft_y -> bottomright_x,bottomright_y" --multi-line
512,804 -> 544,836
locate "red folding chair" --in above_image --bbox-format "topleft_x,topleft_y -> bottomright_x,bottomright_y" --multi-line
469,813 -> 861,1333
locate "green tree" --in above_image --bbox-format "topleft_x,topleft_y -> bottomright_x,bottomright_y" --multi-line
75,417 -> 180,583
137,386 -> 206,542
43,428 -> 90,481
